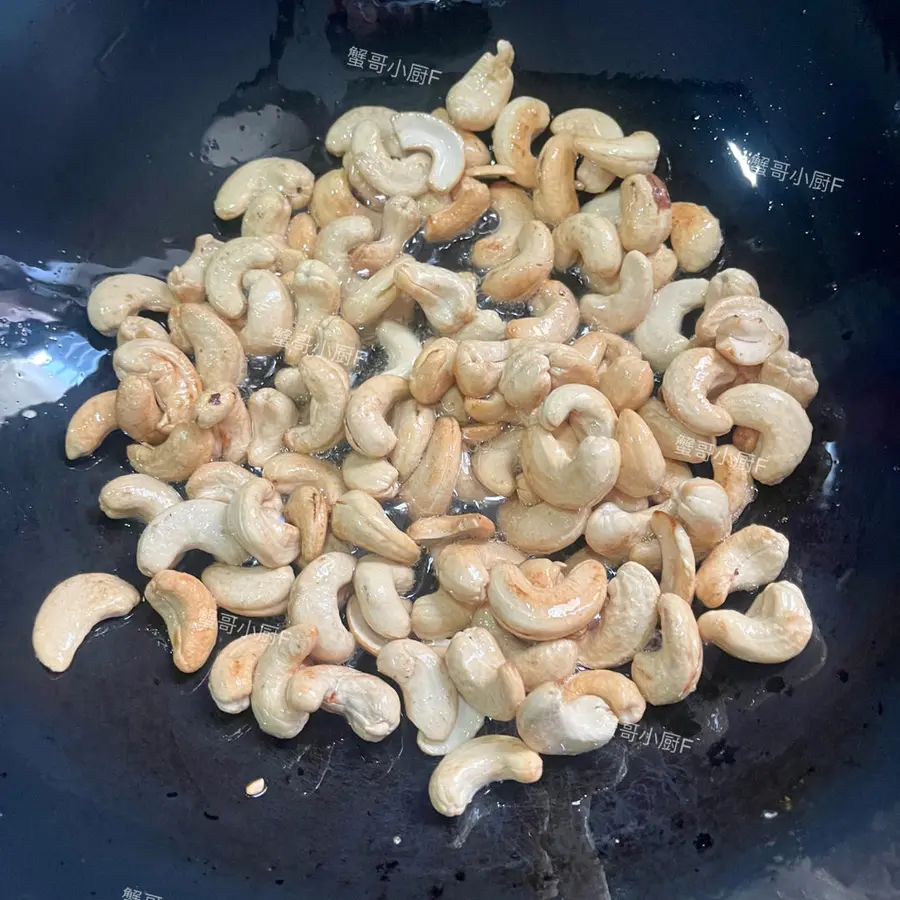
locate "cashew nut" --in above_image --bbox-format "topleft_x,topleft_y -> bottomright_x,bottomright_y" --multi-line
506,279 -> 579,342
633,278 -> 709,371
574,130 -> 660,179
353,555 -> 414,642
87,274 -> 178,336
209,634 -> 273,714
408,339 -> 456,405
584,501 -> 662,566
395,262 -> 476,334
344,374 -> 408,458
65,391 -> 118,459
309,169 -> 380,228
454,339 -> 511,397
434,540 -> 526,608
391,112 -> 466,193
619,174 -> 672,255
651,459 -> 693,505
246,388 -> 299,467
580,250 -> 654,334
214,157 -> 314,219
116,315 -> 170,346
715,384 -> 812,484
32,573 -> 141,672
759,349 -> 819,407
498,499 -> 589,554
341,254 -> 412,327
238,270 -> 294,356
538,383 -> 618,440
390,398 -> 436,480
417,698 -> 485,757
283,356 -> 349,454
241,188 -> 305,272
532,134 -> 579,227
577,561 -> 659,669
465,392 -> 518,425
454,308 -> 507,341
331,491 -> 420,566
99,474 -> 181,523
342,451 -> 400,500
400,415 -> 462,520
698,581 -> 812,664
648,244 -> 679,291
432,107 -> 492,167
326,106 -> 401,156
669,202 -> 723,272
167,234 -> 224,303
472,182 -> 533,270
282,260 -> 340,365
227,478 -> 300,568
550,107 -> 624,192
710,445 -> 757,520
554,212 -> 623,282
408,514 -> 495,546
287,212 -> 318,257
250,624 -> 319,738
695,295 -> 789,366
195,385 -> 251,464
205,238 -> 278,319
201,563 -> 294,617
126,422 -> 216,482
286,552 -> 356,663
428,735 -> 542,818
631,593 -> 702,706
423,175 -> 491,243
350,196 -> 422,275
650,510 -> 696,602
185,461 -> 256,503
377,639 -> 458,742
350,120 -> 431,198
638,397 -> 715,463
345,595 -> 388,656
115,374 -> 164,446
705,268 -> 760,309
614,408 -> 666,498
491,96 -> 550,189
411,589 -> 473,641
283,484 -> 330,564
446,39 -> 515,132
144,570 -> 217,673
169,303 -> 247,388
262,452 -> 345,503
660,347 -> 736,435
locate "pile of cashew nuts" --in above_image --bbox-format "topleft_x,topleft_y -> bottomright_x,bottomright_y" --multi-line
36,39 -> 821,818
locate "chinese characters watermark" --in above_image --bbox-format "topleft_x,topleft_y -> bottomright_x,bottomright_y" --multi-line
217,612 -> 280,637
738,148 -> 844,193
676,440 -> 758,473
122,890 -> 163,900
617,724 -> 694,754
346,47 -> 442,85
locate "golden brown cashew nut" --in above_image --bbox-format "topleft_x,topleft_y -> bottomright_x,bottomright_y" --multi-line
400,416 -> 462,520
262,452 -> 345,503
614,408 -> 666,498
214,157 -> 314,219
246,387 -> 298,468
250,624 -> 319,738
201,564 -> 294,617
472,182 -> 533,269
87,274 -> 178,336
283,484 -> 330,564
331,491 -> 420,566
238,270 -> 294,356
661,347 -> 737,436
287,665 -> 402,742
428,735 -> 542,818
698,581 -> 812,664
577,561 -> 660,669
99,474 -> 181,524
377,639 -> 459,742
446,39 -> 515,132
309,169 -> 378,228
353,555 -> 415,641
694,524 -> 789,609
445,627 -> 525,721
710,445 -> 757,520
344,374 -> 409,459
169,303 -> 247,388
287,552 -> 356,664
554,213 -> 623,281
185,460 -> 256,502
492,96 -> 551,189
759,349 -> 819,407
411,589 -> 473,641
395,262 -> 476,334
650,510 -> 696,602
715,384 -> 812,484
574,130 -> 660,178
144,570 -> 218,673
550,107 -> 624,193
392,112 -> 466,193
114,373 -> 166,441
435,540 -> 526,608
209,633 -> 273,714
226,478 -> 300,568
127,422 -> 216,482
65,391 -> 118,459
351,120 -> 431,198
423,176 -> 492,243
619,174 -> 672,254
288,211 -> 318,256
633,278 -> 709,372
167,234 -> 224,303
350,196 -> 422,275
631,593 -> 702,706
32,573 -> 141,673
532,134 -> 579,227
283,356 -> 349,454
506,280 -> 579,343
669,202 -> 723,272
482,220 -> 554,303
580,250 -> 654,335
498,499 -> 590,555
408,339 -> 456,406
205,238 -> 278,319
116,315 -> 170,346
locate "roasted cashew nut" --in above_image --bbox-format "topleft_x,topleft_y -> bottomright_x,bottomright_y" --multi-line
87,274 -> 177,336
407,513 -> 495,546
209,634 -> 274,714
759,349 -> 819,408
411,589 -> 473,642
698,581 -> 813,664
195,384 -> 251,465
99,474 -> 181,524
400,415 -> 462,520
116,315 -> 170,346
648,244 -> 679,290
201,563 -> 293,618
395,261 -> 476,334
660,347 -> 736,436
283,484 -> 331,564
227,478 -> 300,568
205,237 -> 278,319
710,445 -> 757,520
619,174 -> 672,255
574,130 -> 660,179
262,452 -> 346,504
498,499 -> 589,555
283,356 -> 349,454
408,339 -> 456,406
715,384 -> 813,484
350,196 -> 422,275
287,665 -> 402,742
669,202 -> 723,272
167,234 -> 224,303
614,408 -> 666,498
126,422 -> 216,482
344,374 -> 409,459
309,169 -> 380,228
32,573 -> 141,673
472,182 -> 533,270
65,391 -> 118,459
423,176 -> 492,243
435,540 -> 527,608
186,460 -> 256,503
169,303 -> 247,388
144,570 -> 218,673
550,107 -> 624,192
532,134 -> 579,227
471,427 -> 522,497
694,295 -> 789,366
390,398 -> 436,481
506,280 -> 579,343
113,374 -> 165,445
428,735 -> 542,818
554,213 -> 623,282
580,250 -> 654,335
238,269 -> 295,356
331,491 -> 420,566
631,593 -> 702,706
446,39 -> 515,132
341,255 -> 412,327
247,387 -> 299,468
492,96 -> 551,189
377,639 -> 459,742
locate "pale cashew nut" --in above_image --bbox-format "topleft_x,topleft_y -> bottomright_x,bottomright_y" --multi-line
87,274 -> 177,336
392,112 -> 466,193
209,634 -> 273,714
309,169 -> 380,228
614,408 -> 666,498
550,108 -> 624,193
638,398 -> 715,463
631,593 -> 702,706
409,339 -> 457,405
432,107 -> 491,167
428,735 -> 542,818
144,570 -> 217,673
715,384 -> 812,484
650,511 -> 696,602
671,477 -> 733,558
99,474 -> 181,523
633,278 -> 710,371
454,308 -> 507,341
407,514 -> 495,546
247,388 -> 299,467
532,134 -> 579,227
205,238 -> 278,319
411,589 -> 473,641
32,573 -> 141,672
580,250 -> 654,334
606,489 -> 650,512
506,279 -> 579,342
492,96 -> 551,189
694,295 -> 789,366
400,416 -> 462,520
417,699 -> 485,758
241,188 -> 304,272
669,202 -> 723,272
350,196 -> 422,275
488,559 -> 606,641
351,120 -> 431,198
194,385 -> 251,465
465,392 -> 518,424
454,339 -> 511,397
287,212 -> 318,258
694,524 -> 789,609
186,461 -> 255,502
201,563 -> 294,617
759,349 -> 819,407
286,552 -> 356,663
353,555 -> 414,642
698,581 -> 812,664
167,234 -> 224,303
65,391 -> 118,459
539,383 -> 618,440
581,188 -> 622,224
391,398 -> 436,479
331,491 -> 420,566
311,315 -> 360,372
377,639 -> 458,742
574,130 -> 660,178
619,174 -> 672,255
711,445 -> 757,520
423,176 -> 491,243
312,215 -> 376,295
661,347 -> 736,435
170,303 -> 247,387
238,270 -> 294,356
250,624 -> 318,738
227,478 -> 300,568
284,356 -> 349,454
215,157 -> 314,219
262,452 -> 345,503
648,244 -> 679,290
342,452 -> 400,500
445,627 -> 525,721
117,374 -> 167,452
471,427 -> 522,497
498,499 -> 589,555
554,213 -> 623,281
346,595 -> 391,656
326,106 -> 402,156
344,374 -> 409,458
126,422 -> 216,482
340,254 -> 412,326
283,485 -> 330,564
577,561 -> 660,669
446,39 -> 515,132
116,315 -> 170,346
584,502 -> 664,565
705,268 -> 760,308
287,665 -> 402,742
395,262 -> 476,334
435,540 -> 526,608
472,182 -> 533,269
651,459 -> 694,504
